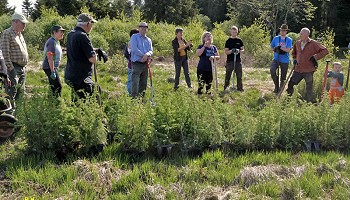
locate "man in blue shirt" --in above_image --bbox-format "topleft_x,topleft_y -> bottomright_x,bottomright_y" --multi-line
130,22 -> 153,98
270,24 -> 293,93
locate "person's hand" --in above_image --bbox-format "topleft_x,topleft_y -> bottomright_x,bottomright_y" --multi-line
204,40 -> 211,47
50,71 -> 57,80
309,56 -> 318,68
293,59 -> 297,65
186,40 -> 192,47
209,56 -> 215,61
141,54 -> 149,62
232,48 -> 239,54
97,48 -> 108,63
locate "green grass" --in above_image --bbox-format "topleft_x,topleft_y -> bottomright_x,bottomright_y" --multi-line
1,57 -> 350,199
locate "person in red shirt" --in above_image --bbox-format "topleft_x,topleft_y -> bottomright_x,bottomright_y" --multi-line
286,27 -> 329,102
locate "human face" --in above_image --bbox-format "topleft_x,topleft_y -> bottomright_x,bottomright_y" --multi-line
333,64 -> 342,73
176,31 -> 183,39
205,34 -> 212,43
139,26 -> 148,36
14,20 -> 26,32
86,21 -> 94,33
280,29 -> 287,36
54,30 -> 64,40
300,29 -> 309,41
231,28 -> 238,37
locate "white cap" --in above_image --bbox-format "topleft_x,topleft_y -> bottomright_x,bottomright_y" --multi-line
12,13 -> 29,24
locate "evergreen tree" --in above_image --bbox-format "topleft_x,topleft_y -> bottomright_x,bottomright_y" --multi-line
143,0 -> 198,25
0,0 -> 14,15
22,0 -> 34,17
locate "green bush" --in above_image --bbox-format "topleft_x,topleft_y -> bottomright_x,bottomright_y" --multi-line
18,94 -> 107,154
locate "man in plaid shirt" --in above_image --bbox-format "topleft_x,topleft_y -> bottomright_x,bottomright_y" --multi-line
0,13 -> 29,107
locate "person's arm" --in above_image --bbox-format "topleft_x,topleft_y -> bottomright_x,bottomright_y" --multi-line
292,42 -> 297,59
196,45 -> 206,56
80,34 -> 97,64
280,37 -> 292,53
0,31 -> 14,71
313,41 -> 329,60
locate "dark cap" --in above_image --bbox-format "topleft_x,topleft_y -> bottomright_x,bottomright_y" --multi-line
175,28 -> 183,34
78,13 -> 97,23
51,25 -> 65,33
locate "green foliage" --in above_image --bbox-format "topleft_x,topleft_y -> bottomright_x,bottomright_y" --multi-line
18,94 -> 107,154
239,18 -> 272,68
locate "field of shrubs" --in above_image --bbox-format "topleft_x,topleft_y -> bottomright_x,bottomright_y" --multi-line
0,8 -> 350,199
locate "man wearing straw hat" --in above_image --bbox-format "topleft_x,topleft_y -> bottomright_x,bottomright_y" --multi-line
269,24 -> 293,93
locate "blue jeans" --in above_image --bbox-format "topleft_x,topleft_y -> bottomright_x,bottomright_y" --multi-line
126,68 -> 132,95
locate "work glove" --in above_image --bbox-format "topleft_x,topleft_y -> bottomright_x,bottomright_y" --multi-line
50,71 -> 57,80
309,56 -> 318,68
293,59 -> 297,65
97,48 -> 108,63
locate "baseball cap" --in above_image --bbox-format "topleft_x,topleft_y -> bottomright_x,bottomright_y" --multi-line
138,22 -> 148,28
11,13 -> 29,24
51,25 -> 65,33
77,13 -> 97,23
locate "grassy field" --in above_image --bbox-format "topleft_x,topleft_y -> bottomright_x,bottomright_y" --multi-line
1,55 -> 350,199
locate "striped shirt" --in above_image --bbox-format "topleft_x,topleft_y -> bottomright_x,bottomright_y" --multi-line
0,27 -> 29,71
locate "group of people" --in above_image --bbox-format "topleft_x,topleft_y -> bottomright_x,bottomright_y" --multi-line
0,12 -> 345,111
169,23 -> 343,103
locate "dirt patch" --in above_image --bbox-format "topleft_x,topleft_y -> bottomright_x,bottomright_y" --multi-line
234,164 -> 306,187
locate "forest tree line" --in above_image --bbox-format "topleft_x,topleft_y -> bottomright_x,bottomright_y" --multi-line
1,0 -> 350,47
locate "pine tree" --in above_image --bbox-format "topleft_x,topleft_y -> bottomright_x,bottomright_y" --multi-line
22,0 -> 33,17
0,0 -> 14,15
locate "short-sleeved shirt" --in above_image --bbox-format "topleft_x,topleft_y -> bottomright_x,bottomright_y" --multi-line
270,35 -> 292,64
42,37 -> 62,70
65,27 -> 96,85
225,37 -> 244,62
197,44 -> 218,72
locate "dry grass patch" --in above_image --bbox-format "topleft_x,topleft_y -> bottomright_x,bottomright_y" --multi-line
234,164 -> 306,187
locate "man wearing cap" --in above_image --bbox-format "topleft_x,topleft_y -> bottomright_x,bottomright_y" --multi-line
286,27 -> 329,102
0,13 -> 29,106
269,24 -> 293,93
42,25 -> 65,97
130,22 -> 153,98
65,13 -> 98,101
172,27 -> 192,90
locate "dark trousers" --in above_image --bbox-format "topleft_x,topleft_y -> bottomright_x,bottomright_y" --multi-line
68,79 -> 94,102
224,61 -> 243,90
270,60 -> 288,91
43,68 -> 62,97
174,56 -> 191,89
131,62 -> 148,98
197,69 -> 213,94
286,71 -> 314,102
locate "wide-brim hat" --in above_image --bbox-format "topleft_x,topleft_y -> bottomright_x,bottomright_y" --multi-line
279,24 -> 290,31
